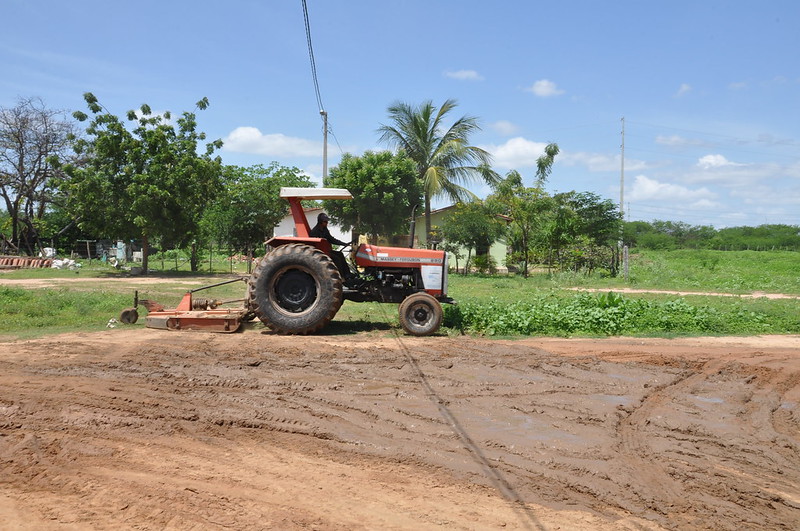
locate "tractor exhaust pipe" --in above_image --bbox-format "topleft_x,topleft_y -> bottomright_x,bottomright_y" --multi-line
408,204 -> 418,248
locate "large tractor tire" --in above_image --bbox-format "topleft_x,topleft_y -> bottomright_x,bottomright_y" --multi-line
249,243 -> 343,334
398,292 -> 443,336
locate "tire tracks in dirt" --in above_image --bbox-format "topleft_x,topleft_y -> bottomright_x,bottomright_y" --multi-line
1,330 -> 799,529
615,359 -> 717,520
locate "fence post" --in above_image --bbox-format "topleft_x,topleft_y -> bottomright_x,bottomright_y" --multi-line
623,245 -> 629,282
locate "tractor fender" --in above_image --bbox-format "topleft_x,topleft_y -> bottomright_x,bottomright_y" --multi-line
266,236 -> 332,256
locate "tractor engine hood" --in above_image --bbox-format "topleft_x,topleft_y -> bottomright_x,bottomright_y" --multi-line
355,244 -> 448,296
355,244 -> 445,268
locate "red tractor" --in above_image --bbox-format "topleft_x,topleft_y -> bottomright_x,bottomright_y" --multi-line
123,187 -> 453,335
246,187 -> 453,336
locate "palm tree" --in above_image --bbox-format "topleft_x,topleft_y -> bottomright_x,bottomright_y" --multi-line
378,99 -> 498,246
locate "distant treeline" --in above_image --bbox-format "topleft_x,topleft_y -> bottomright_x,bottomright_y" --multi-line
624,221 -> 800,251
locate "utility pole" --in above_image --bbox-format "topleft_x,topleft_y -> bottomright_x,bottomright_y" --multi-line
620,116 -> 625,221
320,110 -> 328,180
620,117 -> 628,282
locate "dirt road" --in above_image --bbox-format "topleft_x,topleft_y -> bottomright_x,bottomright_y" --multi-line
1,328 -> 798,530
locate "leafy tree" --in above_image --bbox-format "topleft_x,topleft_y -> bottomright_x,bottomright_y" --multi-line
440,200 -> 506,275
35,205 -> 90,254
491,170 -> 553,277
60,93 -> 222,273
622,222 -> 800,251
322,150 -> 422,243
714,224 -> 800,250
0,97 -> 77,254
547,191 -> 621,274
637,231 -> 678,250
622,220 -> 654,248
534,143 -> 560,184
200,163 -> 313,259
565,191 -> 621,272
488,145 -> 559,277
543,193 -> 581,270
377,99 -> 499,246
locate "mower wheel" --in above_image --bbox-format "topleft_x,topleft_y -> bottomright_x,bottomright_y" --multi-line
398,292 -> 443,336
119,308 -> 139,324
249,243 -> 343,334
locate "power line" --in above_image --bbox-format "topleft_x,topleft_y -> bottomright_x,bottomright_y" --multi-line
327,123 -> 345,155
628,203 -> 800,225
301,0 -> 324,113
628,120 -> 770,144
626,120 -> 799,160
301,0 -> 334,178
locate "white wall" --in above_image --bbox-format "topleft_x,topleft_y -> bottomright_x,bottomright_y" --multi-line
273,208 -> 350,243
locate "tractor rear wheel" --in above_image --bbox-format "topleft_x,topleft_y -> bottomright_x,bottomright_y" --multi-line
398,292 -> 443,336
249,243 -> 343,334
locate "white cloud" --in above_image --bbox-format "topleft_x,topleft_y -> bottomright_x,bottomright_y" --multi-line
679,159 -> 785,189
444,69 -> 484,81
629,175 -> 716,203
787,161 -> 800,179
655,135 -> 711,148
525,79 -> 564,97
223,126 -> 321,157
490,120 -> 519,136
561,151 -> 648,173
481,137 -> 550,169
675,83 -> 692,97
689,198 -> 720,209
697,154 -> 744,169
731,184 -> 800,207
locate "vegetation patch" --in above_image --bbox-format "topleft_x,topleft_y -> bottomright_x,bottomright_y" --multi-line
443,291 -> 799,337
0,286 -> 131,338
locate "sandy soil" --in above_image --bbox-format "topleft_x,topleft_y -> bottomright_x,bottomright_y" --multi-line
1,324 -> 798,530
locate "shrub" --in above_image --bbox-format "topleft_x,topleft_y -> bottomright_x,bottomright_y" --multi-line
443,291 -> 786,337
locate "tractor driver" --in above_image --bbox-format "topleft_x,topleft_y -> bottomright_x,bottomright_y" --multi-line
309,212 -> 354,280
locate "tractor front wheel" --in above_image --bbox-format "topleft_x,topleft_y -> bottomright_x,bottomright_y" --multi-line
249,244 -> 343,334
398,292 -> 443,336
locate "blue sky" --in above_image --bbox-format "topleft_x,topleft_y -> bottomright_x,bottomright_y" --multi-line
3,0 -> 799,228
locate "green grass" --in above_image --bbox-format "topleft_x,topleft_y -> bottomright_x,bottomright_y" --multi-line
1,248 -> 798,339
554,249 -> 800,294
0,286 -> 133,339
0,265 -> 252,340
439,249 -> 800,337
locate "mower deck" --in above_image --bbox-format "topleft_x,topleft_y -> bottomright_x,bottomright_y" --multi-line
145,308 -> 243,333
122,278 -> 249,334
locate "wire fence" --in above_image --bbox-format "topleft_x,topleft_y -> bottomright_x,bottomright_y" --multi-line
0,239 -> 263,275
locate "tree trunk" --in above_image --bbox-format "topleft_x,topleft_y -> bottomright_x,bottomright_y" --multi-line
190,242 -> 199,272
141,234 -> 149,275
22,217 -> 37,256
424,194 -> 432,248
522,233 -> 529,279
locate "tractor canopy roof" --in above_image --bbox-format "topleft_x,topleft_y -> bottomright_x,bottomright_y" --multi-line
279,187 -> 352,200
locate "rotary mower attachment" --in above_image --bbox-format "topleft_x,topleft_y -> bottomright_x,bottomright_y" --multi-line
119,278 -> 251,333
